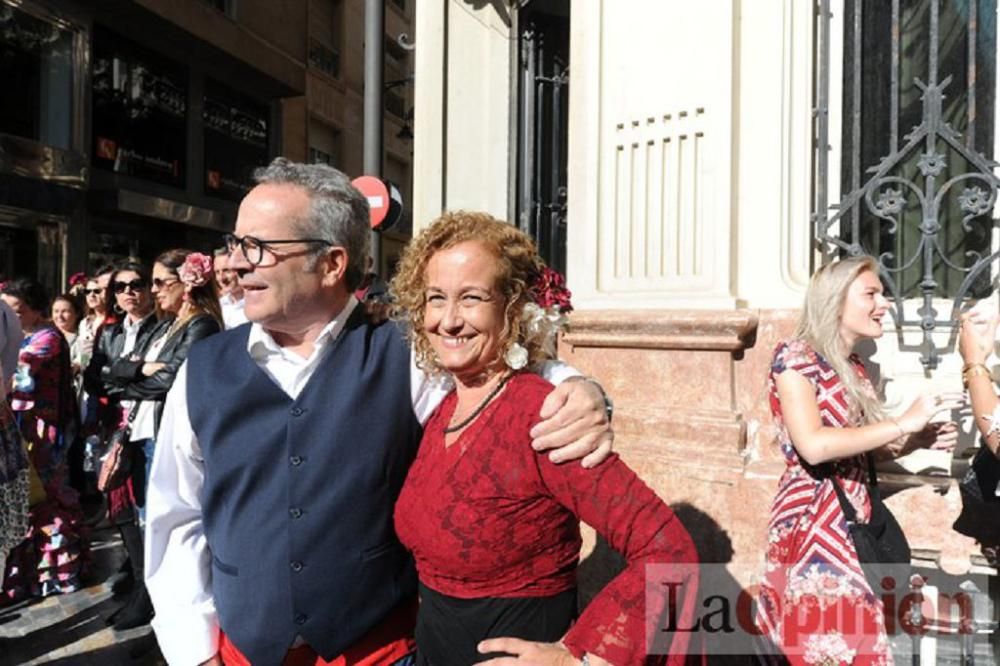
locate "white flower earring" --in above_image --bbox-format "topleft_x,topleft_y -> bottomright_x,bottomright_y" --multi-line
504,342 -> 529,370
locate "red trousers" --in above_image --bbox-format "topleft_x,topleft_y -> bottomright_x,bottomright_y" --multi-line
219,599 -> 417,666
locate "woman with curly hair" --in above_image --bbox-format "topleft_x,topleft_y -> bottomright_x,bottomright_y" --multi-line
1,278 -> 85,602
103,249 -> 222,630
757,256 -> 961,664
391,211 -> 697,665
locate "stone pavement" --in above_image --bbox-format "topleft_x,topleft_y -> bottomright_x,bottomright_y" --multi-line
0,523 -> 164,666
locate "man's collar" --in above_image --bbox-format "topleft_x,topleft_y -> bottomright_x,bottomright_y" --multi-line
247,296 -> 359,359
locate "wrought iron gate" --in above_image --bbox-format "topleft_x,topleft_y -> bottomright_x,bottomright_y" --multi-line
515,0 -> 569,275
814,0 -> 999,367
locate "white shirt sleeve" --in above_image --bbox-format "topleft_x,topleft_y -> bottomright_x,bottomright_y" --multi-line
145,362 -> 220,665
408,352 -> 583,425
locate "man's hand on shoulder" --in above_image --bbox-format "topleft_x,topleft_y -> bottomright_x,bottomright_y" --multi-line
530,376 -> 614,468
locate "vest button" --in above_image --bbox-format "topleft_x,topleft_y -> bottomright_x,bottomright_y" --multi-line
289,455 -> 303,466
291,560 -> 304,572
294,613 -> 307,625
290,407 -> 304,417
289,508 -> 302,519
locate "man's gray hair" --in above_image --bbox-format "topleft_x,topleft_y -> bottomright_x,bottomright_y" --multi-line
253,157 -> 371,290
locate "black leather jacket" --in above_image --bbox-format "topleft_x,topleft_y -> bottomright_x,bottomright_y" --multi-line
82,313 -> 161,401
107,313 -> 222,435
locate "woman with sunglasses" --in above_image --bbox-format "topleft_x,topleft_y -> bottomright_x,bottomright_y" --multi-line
103,249 -> 222,630
82,263 -> 159,612
0,278 -> 85,603
78,269 -> 112,373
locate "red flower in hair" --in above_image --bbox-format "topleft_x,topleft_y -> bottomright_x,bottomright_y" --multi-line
529,267 -> 573,313
68,272 -> 87,287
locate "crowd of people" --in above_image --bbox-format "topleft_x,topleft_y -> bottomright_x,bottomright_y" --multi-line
0,156 -> 995,665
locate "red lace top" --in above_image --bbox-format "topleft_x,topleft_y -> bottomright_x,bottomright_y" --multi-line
394,373 -> 697,664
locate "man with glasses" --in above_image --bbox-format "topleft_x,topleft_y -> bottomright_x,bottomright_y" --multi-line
145,158 -> 615,666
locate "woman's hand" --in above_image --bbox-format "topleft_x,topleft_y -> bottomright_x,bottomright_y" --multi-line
141,362 -> 167,377
477,638 -> 588,665
891,421 -> 960,457
895,393 -> 964,435
959,310 -> 999,366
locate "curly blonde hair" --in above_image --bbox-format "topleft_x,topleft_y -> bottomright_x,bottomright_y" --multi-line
390,210 -> 552,375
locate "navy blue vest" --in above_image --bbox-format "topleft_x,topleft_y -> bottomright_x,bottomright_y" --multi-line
186,309 -> 421,665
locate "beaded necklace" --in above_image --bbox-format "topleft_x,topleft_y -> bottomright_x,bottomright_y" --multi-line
444,372 -> 513,434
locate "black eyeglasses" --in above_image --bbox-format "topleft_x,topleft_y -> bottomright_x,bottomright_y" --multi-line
84,288 -> 103,295
223,233 -> 334,267
113,279 -> 147,294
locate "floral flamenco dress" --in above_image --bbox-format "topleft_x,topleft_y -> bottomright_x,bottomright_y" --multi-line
3,325 -> 86,600
756,339 -> 892,665
0,398 -> 29,565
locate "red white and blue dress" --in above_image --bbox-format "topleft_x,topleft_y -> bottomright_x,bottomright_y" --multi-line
756,339 -> 892,665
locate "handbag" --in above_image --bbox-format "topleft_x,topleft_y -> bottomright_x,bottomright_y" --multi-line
829,454 -> 911,594
953,446 -> 1000,546
97,405 -> 138,493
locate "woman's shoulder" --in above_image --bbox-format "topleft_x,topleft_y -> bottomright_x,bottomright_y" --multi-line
167,313 -> 221,343
498,373 -> 555,423
32,325 -> 64,345
771,338 -> 828,376
509,371 -> 556,399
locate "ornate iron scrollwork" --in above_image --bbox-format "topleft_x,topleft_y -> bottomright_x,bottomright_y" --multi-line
813,0 -> 1000,368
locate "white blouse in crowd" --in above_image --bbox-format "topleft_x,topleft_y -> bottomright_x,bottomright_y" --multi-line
118,314 -> 152,421
121,313 -> 149,357
129,329 -> 172,442
144,297 -> 580,665
76,315 -> 102,368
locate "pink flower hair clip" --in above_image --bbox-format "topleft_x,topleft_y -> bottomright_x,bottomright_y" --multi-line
178,252 -> 214,289
68,272 -> 88,288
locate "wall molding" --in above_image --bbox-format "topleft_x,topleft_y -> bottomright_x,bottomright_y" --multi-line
563,308 -> 758,352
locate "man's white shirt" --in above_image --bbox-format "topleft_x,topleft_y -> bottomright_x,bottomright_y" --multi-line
144,297 -> 579,664
220,293 -> 248,330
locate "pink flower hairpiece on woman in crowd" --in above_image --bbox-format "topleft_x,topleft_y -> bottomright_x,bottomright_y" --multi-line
177,252 -> 213,289
68,272 -> 88,288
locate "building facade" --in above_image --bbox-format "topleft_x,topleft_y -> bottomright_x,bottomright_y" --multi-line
0,0 -> 413,292
413,0 -> 999,628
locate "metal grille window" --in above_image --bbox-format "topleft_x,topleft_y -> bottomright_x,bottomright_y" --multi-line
815,0 -> 1000,366
514,0 -> 569,275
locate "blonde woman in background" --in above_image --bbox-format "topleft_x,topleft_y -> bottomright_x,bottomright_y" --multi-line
757,256 -> 961,664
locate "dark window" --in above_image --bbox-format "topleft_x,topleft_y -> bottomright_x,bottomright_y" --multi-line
0,5 -> 75,148
308,38 -> 340,78
309,147 -> 335,166
91,26 -> 188,188
203,79 -> 269,201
